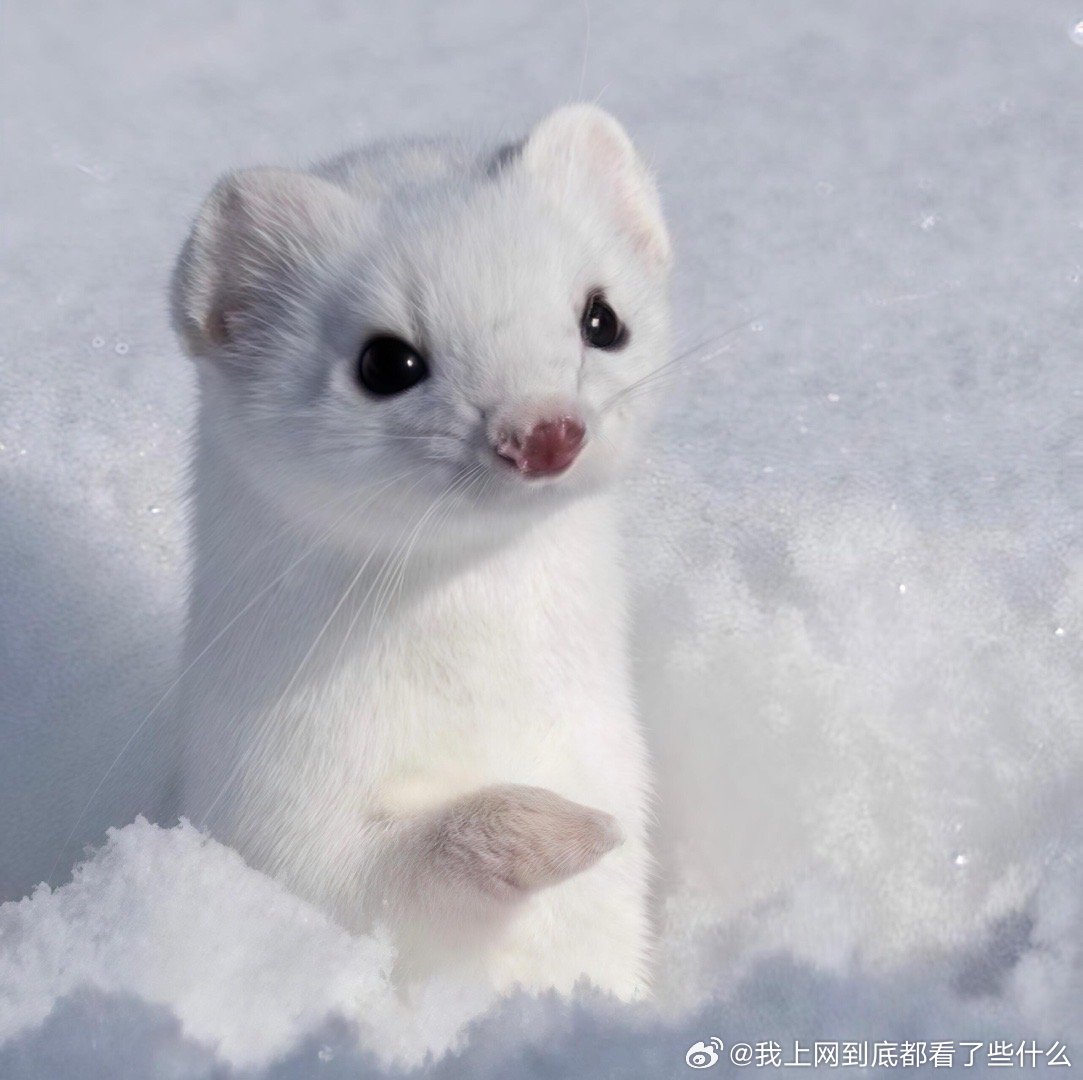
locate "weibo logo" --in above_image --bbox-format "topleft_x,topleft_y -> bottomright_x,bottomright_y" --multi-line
685,1037 -> 723,1068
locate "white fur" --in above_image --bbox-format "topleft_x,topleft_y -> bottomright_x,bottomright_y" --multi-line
171,106 -> 672,999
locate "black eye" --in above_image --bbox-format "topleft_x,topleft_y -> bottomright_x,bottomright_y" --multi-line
357,336 -> 429,396
581,293 -> 626,350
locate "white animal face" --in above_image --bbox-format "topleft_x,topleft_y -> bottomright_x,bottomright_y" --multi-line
174,106 -> 672,553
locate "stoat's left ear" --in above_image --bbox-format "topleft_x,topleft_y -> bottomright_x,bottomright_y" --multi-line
521,104 -> 672,269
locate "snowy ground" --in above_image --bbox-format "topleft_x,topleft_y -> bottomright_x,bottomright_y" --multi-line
2,1 -> 1082,1076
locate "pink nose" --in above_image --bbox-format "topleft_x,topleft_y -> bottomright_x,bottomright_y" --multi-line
495,415 -> 587,477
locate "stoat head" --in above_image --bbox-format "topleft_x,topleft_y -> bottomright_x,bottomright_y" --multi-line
172,105 -> 672,553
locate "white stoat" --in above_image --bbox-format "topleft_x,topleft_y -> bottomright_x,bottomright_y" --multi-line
170,105 -> 672,998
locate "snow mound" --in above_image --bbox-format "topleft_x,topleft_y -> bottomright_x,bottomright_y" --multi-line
2,799 -> 1081,1077
0,818 -> 499,1073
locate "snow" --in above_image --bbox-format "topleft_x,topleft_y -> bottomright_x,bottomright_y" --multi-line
2,0 -> 1082,1075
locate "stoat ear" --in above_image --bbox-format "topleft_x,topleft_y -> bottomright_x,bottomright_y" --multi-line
171,167 -> 355,358
521,104 -> 671,269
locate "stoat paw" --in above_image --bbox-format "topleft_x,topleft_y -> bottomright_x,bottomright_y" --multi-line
428,784 -> 624,903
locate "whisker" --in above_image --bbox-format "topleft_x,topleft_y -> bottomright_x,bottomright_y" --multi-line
605,344 -> 733,411
48,464 -> 427,880
197,481 -> 381,623
601,314 -> 761,415
383,465 -> 484,623
353,465 -> 484,667
198,470 -> 437,827
577,0 -> 592,101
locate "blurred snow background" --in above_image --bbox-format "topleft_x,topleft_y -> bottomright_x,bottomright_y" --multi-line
2,0 -> 1082,1075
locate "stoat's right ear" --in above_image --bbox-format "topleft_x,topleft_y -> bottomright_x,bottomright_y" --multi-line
171,167 -> 355,359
